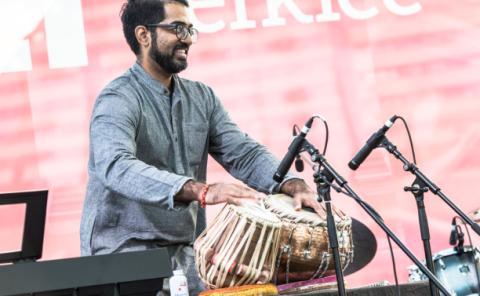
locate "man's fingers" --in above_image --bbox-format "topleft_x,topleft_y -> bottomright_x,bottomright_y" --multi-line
293,194 -> 327,218
229,196 -> 263,207
238,198 -> 263,208
254,191 -> 267,200
293,196 -> 302,211
234,189 -> 256,199
208,183 -> 268,206
312,202 -> 326,219
302,198 -> 324,217
226,197 -> 243,206
227,184 -> 266,202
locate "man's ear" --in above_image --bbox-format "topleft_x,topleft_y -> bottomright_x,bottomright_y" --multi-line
135,25 -> 151,49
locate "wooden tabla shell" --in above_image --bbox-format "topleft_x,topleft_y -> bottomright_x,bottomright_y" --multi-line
194,203 -> 282,289
263,194 -> 353,284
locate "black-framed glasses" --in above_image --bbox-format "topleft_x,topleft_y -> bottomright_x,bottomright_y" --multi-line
146,23 -> 198,43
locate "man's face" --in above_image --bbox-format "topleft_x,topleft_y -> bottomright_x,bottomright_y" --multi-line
149,2 -> 192,74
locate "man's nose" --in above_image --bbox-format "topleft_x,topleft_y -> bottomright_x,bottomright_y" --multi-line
183,33 -> 194,45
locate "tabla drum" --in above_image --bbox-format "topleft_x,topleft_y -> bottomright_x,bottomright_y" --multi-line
194,202 -> 282,289
263,194 -> 354,284
408,246 -> 480,296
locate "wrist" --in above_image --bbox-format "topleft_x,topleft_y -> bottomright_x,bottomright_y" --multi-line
199,184 -> 209,208
176,180 -> 206,203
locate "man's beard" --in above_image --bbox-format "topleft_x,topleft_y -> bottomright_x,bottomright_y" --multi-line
149,34 -> 188,74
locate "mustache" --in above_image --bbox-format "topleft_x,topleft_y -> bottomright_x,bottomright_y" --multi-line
173,43 -> 189,51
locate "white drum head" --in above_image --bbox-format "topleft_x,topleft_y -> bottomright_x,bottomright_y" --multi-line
263,194 -> 330,226
232,201 -> 281,226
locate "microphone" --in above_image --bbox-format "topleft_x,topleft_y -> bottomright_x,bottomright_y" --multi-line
295,156 -> 304,172
292,126 -> 304,172
348,115 -> 398,170
449,217 -> 458,246
273,117 -> 314,183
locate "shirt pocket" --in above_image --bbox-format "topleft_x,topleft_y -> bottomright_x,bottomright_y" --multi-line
184,123 -> 209,165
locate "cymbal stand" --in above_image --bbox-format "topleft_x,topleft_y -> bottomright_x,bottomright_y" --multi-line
404,179 -> 439,296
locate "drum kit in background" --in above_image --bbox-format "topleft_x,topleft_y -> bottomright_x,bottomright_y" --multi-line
408,209 -> 480,296
194,194 -> 377,289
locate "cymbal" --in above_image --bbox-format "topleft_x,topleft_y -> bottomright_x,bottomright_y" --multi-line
469,208 -> 480,223
344,218 -> 377,276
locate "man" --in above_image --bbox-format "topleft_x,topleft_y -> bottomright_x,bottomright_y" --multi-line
80,0 -> 324,294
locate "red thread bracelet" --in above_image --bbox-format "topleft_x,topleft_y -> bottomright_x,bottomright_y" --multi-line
200,184 -> 209,208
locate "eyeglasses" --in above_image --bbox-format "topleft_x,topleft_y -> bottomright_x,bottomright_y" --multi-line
146,23 -> 198,43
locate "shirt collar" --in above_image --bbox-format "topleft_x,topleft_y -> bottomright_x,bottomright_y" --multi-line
132,62 -> 180,98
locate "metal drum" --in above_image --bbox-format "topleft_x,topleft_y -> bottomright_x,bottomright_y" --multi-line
408,246 -> 480,296
263,194 -> 353,284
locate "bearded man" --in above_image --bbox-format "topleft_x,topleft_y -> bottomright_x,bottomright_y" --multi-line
80,0 -> 323,294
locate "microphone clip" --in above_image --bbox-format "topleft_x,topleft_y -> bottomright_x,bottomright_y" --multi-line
313,167 -> 335,203
403,185 -> 428,195
404,178 -> 429,200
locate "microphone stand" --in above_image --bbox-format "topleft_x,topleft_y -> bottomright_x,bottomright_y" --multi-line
404,179 -> 439,296
379,137 -> 480,236
301,143 -> 453,296
312,157 -> 347,296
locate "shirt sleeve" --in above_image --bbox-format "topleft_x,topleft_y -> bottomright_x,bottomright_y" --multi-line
89,91 -> 191,209
206,90 -> 297,194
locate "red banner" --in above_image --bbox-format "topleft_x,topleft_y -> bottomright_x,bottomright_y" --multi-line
1,0 -> 480,287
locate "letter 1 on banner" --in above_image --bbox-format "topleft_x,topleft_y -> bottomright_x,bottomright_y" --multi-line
45,0 -> 88,69
2,0 -> 87,73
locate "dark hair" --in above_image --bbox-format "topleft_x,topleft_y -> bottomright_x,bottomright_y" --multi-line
120,0 -> 189,55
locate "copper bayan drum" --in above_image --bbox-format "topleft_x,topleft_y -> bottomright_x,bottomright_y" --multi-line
263,194 -> 354,284
194,203 -> 282,289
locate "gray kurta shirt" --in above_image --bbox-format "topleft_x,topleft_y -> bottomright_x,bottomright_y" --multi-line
80,62 -> 293,256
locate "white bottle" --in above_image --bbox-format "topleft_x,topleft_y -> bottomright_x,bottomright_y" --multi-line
169,269 -> 189,296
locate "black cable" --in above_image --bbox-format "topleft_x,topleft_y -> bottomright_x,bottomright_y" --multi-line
455,216 -> 473,247
320,172 -> 400,296
312,114 -> 329,155
294,115 -> 329,155
387,235 -> 401,296
396,116 -> 417,165
455,216 -> 480,295
293,124 -> 300,136
339,185 -> 400,295
384,115 -> 419,296
306,115 -> 398,293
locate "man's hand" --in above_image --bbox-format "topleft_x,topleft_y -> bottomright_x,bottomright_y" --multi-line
175,180 -> 266,206
206,183 -> 266,206
280,179 -> 326,219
